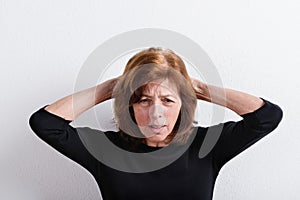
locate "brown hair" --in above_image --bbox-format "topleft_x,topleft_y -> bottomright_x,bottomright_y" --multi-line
113,47 -> 197,148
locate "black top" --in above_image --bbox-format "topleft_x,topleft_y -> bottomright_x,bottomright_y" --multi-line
29,98 -> 282,200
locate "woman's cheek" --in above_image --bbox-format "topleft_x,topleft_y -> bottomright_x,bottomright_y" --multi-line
134,107 -> 149,126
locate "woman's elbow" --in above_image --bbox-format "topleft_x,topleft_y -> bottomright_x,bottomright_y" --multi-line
266,104 -> 283,133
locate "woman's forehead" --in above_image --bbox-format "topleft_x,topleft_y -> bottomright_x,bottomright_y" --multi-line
142,79 -> 179,96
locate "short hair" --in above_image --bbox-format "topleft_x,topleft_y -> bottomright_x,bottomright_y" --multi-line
113,47 -> 197,147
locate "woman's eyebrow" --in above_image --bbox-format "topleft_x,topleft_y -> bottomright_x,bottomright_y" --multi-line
141,93 -> 177,98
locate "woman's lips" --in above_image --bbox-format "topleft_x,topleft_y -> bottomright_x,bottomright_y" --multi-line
149,125 -> 166,133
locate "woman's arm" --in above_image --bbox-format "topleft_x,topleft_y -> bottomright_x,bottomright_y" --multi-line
192,79 -> 283,169
28,77 -> 119,173
45,77 -> 119,121
192,79 -> 264,115
29,77 -> 119,172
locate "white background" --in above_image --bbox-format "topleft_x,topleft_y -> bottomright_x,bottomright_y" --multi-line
1,0 -> 299,199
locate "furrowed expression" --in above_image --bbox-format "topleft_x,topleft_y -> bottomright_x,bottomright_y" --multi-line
132,80 -> 182,146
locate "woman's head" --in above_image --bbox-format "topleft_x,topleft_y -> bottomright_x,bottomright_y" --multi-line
113,47 -> 197,146
123,47 -> 192,83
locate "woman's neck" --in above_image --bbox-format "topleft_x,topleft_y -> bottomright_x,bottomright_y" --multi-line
145,139 -> 170,147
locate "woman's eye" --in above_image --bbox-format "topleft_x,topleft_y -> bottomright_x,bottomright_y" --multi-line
162,98 -> 174,103
139,99 -> 150,104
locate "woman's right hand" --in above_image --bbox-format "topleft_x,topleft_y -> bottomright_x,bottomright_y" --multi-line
95,76 -> 121,103
45,76 -> 121,121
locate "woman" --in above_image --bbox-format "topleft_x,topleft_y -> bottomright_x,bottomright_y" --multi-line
29,47 -> 283,200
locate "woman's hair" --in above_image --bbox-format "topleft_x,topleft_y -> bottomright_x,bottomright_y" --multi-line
113,47 -> 197,147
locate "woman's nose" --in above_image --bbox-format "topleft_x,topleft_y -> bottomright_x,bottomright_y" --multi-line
148,104 -> 165,121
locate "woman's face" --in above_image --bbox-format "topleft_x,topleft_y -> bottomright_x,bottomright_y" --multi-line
132,79 -> 182,147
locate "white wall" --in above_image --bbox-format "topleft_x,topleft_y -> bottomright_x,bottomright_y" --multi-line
1,0 -> 299,199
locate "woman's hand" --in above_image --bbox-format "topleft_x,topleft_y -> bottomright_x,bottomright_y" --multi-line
45,76 -> 120,121
95,76 -> 120,104
191,78 -> 211,102
190,77 -> 264,115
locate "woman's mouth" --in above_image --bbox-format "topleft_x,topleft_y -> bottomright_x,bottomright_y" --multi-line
149,125 -> 166,133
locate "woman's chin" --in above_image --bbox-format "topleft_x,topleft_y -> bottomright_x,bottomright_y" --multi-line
144,134 -> 170,146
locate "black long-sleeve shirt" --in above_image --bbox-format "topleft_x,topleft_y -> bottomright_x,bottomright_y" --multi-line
29,98 -> 282,200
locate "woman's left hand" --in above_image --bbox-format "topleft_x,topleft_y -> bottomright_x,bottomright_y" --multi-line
191,78 -> 211,101
191,77 -> 264,115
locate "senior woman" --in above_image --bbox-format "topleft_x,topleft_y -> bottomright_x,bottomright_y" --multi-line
29,47 -> 282,200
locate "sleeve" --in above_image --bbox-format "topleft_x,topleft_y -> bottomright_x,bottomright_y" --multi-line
29,105 -> 99,174
212,98 -> 283,170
